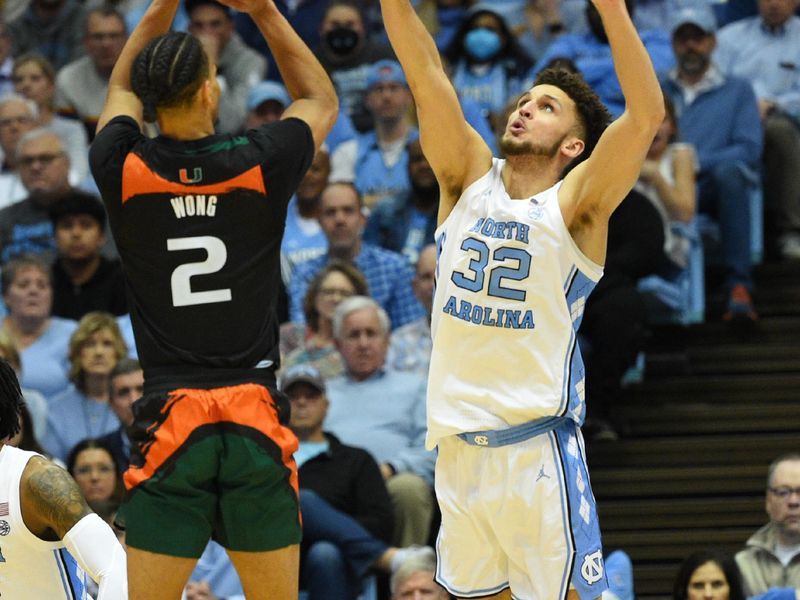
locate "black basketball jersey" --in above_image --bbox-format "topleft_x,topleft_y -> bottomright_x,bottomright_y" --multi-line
90,116 -> 314,391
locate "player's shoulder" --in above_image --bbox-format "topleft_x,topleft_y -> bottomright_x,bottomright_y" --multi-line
21,456 -> 90,538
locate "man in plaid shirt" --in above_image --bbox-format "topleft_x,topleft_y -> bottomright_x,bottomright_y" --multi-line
289,181 -> 424,329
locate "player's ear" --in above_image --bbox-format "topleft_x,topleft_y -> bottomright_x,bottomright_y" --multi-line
562,137 -> 585,159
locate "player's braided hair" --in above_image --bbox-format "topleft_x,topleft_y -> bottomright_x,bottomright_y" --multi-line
534,67 -> 612,176
131,32 -> 209,122
0,359 -> 24,440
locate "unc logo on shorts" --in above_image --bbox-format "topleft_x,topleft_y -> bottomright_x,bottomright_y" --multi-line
473,435 -> 489,446
0,520 -> 10,536
581,550 -> 604,585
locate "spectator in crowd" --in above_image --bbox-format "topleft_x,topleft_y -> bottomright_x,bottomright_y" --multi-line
243,79 -> 291,131
714,0 -> 800,261
283,364 -> 394,600
316,0 -> 395,132
185,542 -> 246,600
332,59 -> 417,209
443,3 -> 534,127
387,243 -> 435,378
54,7 -> 128,140
7,0 -> 86,69
233,0 -> 330,82
289,182 -> 424,330
736,454 -> 800,597
186,0 -> 266,134
12,53 -> 89,185
281,259 -> 368,380
0,94 -> 36,207
49,192 -> 126,321
416,0 -> 470,50
579,188 -> 669,440
0,328 -> 48,441
390,546 -> 448,600
633,93 -> 696,270
0,128 -> 72,263
661,6 -> 762,321
281,146 -> 330,286
516,0 -> 567,61
364,138 -> 438,264
326,296 -> 434,546
96,357 -> 142,473
43,311 -> 126,462
66,438 -> 124,504
0,21 -> 14,97
673,550 -> 746,600
534,0 -> 675,119
1,253 -> 76,399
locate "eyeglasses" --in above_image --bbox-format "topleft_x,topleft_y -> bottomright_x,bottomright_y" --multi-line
74,464 -> 115,476
19,152 -> 64,168
0,115 -> 33,128
86,31 -> 126,42
318,287 -> 354,299
768,487 -> 800,500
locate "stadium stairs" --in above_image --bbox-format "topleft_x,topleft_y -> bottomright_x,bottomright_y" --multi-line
587,260 -> 800,599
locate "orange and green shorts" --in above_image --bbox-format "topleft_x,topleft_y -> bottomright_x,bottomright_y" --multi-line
120,383 -> 300,558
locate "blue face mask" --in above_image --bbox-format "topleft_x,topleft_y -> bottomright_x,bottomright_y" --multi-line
464,28 -> 502,62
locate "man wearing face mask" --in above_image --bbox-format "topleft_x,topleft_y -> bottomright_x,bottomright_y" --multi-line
317,0 -> 395,132
533,0 -> 675,119
661,6 -> 762,322
444,3 -> 533,126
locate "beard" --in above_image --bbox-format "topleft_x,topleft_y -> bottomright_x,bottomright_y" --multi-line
500,132 -> 565,158
678,51 -> 710,78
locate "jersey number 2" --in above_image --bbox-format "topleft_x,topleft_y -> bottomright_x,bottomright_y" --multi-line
167,236 -> 233,307
451,238 -> 531,301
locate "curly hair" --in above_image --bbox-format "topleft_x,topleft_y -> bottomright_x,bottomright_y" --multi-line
130,32 -> 209,122
534,67 -> 612,175
0,358 -> 24,440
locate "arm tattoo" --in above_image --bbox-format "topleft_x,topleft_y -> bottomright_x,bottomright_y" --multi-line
26,460 -> 91,539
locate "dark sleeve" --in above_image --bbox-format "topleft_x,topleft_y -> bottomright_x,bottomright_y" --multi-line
88,116 -> 143,213
349,448 -> 395,543
248,117 -> 315,208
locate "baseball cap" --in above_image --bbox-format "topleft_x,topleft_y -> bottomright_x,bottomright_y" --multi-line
246,81 -> 291,112
279,365 -> 325,393
366,60 -> 407,90
670,6 -> 717,35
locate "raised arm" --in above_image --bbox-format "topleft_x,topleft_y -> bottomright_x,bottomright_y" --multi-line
561,0 -> 665,219
21,457 -> 128,598
379,0 -> 492,222
227,0 -> 337,150
95,0 -> 181,133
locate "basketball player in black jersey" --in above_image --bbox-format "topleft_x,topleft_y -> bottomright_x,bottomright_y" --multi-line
88,0 -> 337,596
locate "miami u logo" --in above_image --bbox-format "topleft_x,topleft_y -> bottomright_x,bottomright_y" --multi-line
179,167 -> 203,184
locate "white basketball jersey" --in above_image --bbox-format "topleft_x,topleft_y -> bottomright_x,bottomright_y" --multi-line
427,159 -> 603,448
0,445 -> 89,599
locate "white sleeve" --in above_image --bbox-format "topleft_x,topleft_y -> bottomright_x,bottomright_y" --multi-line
62,513 -> 128,599
329,139 -> 357,183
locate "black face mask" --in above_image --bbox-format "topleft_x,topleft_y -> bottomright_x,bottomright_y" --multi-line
325,27 -> 360,56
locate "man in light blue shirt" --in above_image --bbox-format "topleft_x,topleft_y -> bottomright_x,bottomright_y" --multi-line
325,295 -> 434,547
715,0 -> 800,260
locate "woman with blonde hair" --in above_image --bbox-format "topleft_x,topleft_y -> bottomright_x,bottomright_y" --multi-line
12,52 -> 90,185
42,311 -> 127,462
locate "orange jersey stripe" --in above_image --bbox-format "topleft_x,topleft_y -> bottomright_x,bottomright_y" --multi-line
124,384 -> 299,494
121,152 -> 266,204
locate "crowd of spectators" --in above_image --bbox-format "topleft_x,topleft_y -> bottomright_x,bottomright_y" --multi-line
0,0 -> 797,597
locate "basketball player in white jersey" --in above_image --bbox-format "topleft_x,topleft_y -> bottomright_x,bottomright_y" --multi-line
379,1 -> 664,598
0,359 -> 127,598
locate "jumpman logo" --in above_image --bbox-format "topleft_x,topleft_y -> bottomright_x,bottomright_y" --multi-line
536,465 -> 550,482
